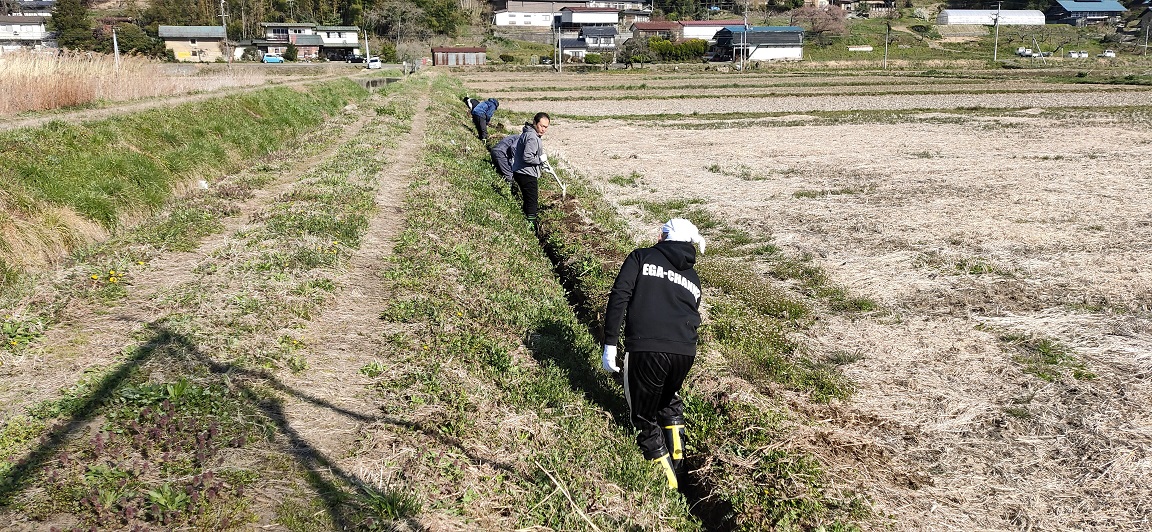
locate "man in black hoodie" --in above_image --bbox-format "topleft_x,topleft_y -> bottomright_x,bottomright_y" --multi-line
601,218 -> 706,490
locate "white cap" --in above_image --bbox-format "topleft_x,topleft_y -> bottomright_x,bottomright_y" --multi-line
661,218 -> 705,254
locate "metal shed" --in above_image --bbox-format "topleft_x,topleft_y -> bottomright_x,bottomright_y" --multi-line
431,47 -> 487,66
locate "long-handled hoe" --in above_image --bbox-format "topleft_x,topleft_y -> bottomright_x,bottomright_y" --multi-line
543,159 -> 567,199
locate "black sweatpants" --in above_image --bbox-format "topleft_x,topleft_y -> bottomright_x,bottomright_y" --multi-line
471,113 -> 489,140
623,351 -> 694,459
512,171 -> 538,219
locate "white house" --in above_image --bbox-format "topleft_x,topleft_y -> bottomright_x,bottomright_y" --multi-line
679,19 -> 745,43
936,9 -> 1046,25
581,25 -> 618,50
493,10 -> 556,27
0,15 -> 53,54
560,6 -> 619,25
315,25 -> 360,60
587,0 -> 647,8
259,22 -> 316,43
559,37 -> 589,59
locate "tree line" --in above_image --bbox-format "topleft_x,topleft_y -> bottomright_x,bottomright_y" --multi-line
43,0 -> 472,56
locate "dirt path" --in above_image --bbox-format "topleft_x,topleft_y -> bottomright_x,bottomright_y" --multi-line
271,91 -> 427,485
0,103 -> 372,422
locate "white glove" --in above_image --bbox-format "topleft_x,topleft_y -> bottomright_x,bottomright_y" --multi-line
601,345 -> 619,373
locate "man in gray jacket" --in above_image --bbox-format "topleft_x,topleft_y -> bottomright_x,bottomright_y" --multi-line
510,112 -> 550,230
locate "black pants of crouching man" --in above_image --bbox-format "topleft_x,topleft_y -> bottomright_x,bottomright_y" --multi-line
623,350 -> 694,459
471,113 -> 489,140
489,147 -> 513,184
512,171 -> 538,219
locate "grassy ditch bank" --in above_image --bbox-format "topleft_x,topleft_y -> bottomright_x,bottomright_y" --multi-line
449,127 -> 871,528
340,74 -> 700,529
0,80 -> 394,529
0,79 -> 368,288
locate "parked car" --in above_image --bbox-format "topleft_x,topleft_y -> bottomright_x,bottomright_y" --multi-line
367,56 -> 381,69
262,53 -> 284,64
539,57 -> 554,65
1099,49 -> 1116,58
347,55 -> 365,63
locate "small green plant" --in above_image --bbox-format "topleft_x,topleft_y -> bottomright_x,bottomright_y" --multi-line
360,360 -> 386,378
1001,333 -> 1096,382
793,185 -> 873,199
2,313 -> 45,351
608,171 -> 642,187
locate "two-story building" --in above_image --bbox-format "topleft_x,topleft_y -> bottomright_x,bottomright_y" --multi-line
158,25 -> 226,62
559,6 -> 619,37
0,15 -> 54,54
492,0 -> 583,29
316,25 -> 360,60
241,22 -> 361,60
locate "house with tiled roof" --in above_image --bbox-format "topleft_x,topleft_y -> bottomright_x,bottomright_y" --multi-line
630,20 -> 681,40
0,14 -> 54,54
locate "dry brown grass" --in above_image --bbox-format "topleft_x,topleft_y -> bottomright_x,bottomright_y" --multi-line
0,51 -> 267,115
485,69 -> 1152,530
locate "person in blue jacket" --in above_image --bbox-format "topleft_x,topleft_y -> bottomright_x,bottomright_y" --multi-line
470,98 -> 499,141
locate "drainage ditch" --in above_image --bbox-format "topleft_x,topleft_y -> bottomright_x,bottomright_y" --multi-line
534,199 -> 737,532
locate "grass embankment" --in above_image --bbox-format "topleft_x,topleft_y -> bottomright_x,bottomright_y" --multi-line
0,79 -> 385,528
0,79 -> 366,288
461,110 -> 871,527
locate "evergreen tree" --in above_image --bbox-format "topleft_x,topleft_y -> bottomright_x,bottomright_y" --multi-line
51,0 -> 97,50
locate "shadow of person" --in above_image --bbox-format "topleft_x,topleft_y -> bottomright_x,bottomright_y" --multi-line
526,317 -> 630,428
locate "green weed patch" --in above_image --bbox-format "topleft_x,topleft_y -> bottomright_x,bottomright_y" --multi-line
1001,333 -> 1096,382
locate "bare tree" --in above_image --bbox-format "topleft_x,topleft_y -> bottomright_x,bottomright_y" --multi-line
789,6 -> 846,44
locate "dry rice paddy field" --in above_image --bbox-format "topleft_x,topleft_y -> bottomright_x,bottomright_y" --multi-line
465,70 -> 1152,530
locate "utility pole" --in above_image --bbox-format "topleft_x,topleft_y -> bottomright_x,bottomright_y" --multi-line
112,27 -> 120,71
395,10 -> 402,52
992,1 -> 1001,62
741,0 -> 748,71
551,1 -> 557,68
1145,18 -> 1149,57
219,0 -> 231,65
883,21 -> 889,69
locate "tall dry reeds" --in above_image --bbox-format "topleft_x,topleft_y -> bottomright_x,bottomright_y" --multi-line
0,51 -> 267,115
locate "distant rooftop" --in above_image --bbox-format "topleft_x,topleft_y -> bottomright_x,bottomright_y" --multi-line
158,25 -> 226,39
